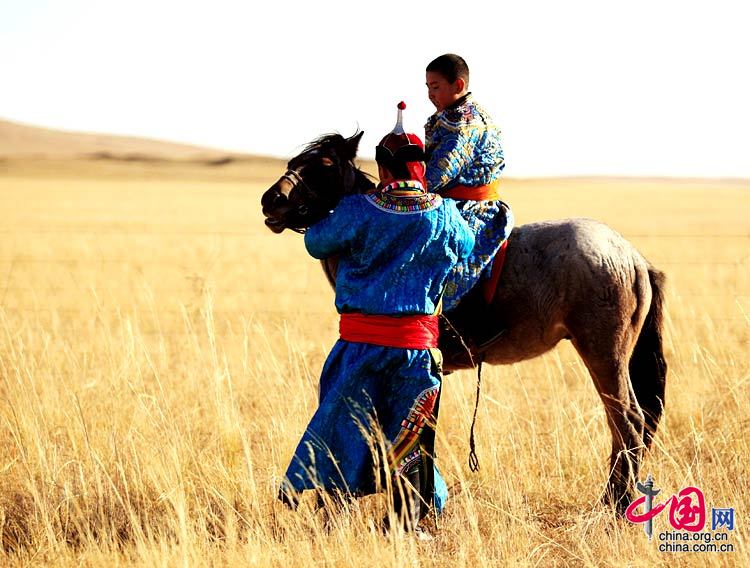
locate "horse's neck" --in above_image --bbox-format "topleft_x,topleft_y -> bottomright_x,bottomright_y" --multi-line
349,167 -> 376,195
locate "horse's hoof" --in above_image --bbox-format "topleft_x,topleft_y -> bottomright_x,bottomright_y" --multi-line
601,490 -> 632,516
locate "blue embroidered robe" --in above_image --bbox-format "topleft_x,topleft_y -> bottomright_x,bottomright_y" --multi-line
280,184 -> 474,513
425,93 -> 513,310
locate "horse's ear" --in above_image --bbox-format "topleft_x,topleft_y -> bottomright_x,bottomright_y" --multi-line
340,131 -> 364,162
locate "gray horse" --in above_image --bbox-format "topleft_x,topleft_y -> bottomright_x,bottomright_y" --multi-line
260,132 -> 667,513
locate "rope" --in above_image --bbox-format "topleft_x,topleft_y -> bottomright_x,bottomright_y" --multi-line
438,314 -> 476,367
468,358 -> 483,472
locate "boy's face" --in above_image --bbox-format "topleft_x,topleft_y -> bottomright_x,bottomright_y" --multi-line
426,71 -> 466,112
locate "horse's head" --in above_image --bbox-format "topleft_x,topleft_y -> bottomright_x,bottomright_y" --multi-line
261,131 -> 375,233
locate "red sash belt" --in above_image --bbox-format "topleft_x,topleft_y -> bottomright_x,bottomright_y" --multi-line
441,179 -> 501,201
339,313 -> 439,349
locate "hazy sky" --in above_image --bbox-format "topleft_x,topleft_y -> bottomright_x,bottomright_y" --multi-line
2,0 -> 749,177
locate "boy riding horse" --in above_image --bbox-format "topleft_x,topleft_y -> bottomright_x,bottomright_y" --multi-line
425,54 -> 514,359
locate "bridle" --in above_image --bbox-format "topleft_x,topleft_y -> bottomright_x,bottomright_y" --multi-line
274,168 -> 314,234
280,168 -> 321,204
273,154 -> 358,234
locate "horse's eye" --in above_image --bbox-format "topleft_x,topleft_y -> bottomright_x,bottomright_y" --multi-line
298,204 -> 309,215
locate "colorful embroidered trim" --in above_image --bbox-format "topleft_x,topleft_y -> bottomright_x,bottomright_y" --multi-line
366,180 -> 442,214
388,385 -> 440,476
383,180 -> 426,194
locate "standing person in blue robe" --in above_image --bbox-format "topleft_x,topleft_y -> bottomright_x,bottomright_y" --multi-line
424,53 -> 515,351
279,103 -> 475,533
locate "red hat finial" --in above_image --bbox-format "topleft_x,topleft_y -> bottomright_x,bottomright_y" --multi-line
397,101 -> 406,110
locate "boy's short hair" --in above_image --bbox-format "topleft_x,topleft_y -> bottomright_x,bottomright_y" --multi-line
426,54 -> 470,86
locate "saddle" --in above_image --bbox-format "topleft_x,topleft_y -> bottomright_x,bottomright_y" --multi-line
481,239 -> 508,304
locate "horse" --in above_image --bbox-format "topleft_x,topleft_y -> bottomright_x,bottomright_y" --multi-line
260,131 -> 667,514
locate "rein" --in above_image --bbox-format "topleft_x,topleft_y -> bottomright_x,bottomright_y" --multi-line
468,358 -> 483,472
439,314 -> 484,472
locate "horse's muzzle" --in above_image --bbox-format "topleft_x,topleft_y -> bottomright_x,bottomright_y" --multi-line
264,216 -> 287,233
262,187 -> 292,233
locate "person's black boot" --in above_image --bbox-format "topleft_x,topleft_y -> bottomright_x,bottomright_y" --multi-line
383,469 -> 426,535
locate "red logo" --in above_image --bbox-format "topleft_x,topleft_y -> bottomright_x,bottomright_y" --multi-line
626,485 -> 706,532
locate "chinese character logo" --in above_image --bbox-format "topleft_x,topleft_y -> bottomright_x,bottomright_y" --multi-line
712,508 -> 735,531
625,475 -> 706,536
626,474 -> 661,540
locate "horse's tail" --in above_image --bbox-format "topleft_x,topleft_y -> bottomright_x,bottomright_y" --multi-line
629,266 -> 668,449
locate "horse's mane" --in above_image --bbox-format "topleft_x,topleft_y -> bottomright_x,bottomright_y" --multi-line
295,132 -> 375,194
299,133 -> 353,159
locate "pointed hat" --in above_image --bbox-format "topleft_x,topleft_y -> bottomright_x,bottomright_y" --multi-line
375,101 -> 426,164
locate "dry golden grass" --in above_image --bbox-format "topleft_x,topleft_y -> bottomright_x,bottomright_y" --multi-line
0,158 -> 748,566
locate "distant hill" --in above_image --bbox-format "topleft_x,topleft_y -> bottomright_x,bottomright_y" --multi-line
0,118 -> 239,160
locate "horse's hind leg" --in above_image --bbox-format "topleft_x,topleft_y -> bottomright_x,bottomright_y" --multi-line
572,335 -> 645,513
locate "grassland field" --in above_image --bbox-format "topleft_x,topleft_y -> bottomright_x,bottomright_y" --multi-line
0,157 -> 748,566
